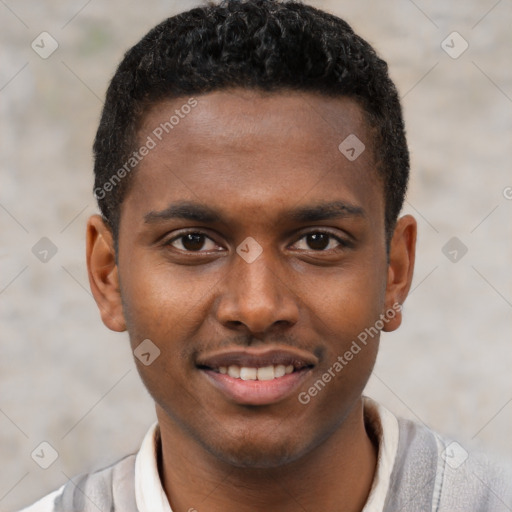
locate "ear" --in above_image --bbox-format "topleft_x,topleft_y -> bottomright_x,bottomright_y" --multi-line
382,214 -> 417,332
86,214 -> 126,332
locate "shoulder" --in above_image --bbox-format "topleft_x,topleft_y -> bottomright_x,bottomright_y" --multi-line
387,416 -> 512,511
434,431 -> 512,511
16,454 -> 137,512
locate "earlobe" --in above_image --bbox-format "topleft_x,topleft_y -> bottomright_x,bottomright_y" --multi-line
382,214 -> 417,332
86,214 -> 127,332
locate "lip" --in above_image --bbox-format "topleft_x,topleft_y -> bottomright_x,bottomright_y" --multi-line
197,347 -> 317,406
196,347 -> 318,370
202,367 -> 313,405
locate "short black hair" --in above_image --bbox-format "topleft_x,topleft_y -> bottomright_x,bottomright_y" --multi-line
93,0 -> 409,244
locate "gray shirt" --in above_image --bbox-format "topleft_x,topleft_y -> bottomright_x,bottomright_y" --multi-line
20,398 -> 512,511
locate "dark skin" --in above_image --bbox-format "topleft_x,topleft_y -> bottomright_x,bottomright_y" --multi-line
86,90 -> 416,512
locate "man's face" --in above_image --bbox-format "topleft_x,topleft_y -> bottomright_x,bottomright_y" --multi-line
97,90 -> 401,467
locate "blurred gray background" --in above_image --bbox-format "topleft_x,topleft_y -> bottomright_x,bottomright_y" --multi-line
1,0 -> 511,510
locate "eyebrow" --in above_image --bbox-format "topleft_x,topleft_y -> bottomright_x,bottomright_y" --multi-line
289,201 -> 365,222
144,200 -> 365,225
145,202 -> 221,224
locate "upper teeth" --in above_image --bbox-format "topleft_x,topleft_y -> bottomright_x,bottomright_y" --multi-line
218,365 -> 295,380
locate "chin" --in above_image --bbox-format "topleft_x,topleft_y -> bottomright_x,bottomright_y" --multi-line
201,430 -> 312,469
211,446 -> 302,469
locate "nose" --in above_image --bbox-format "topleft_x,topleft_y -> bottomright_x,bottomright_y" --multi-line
215,250 -> 300,336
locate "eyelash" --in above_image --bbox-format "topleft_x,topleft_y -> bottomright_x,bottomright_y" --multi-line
164,230 -> 351,253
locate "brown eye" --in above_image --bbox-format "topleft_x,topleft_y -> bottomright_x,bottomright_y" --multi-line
168,233 -> 219,252
181,233 -> 206,251
306,233 -> 330,250
292,232 -> 347,252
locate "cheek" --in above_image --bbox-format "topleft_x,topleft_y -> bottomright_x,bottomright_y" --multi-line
304,261 -> 387,334
299,260 -> 385,388
120,257 -> 217,334
119,260 -> 216,403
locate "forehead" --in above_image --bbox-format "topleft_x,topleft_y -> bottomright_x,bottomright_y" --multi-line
122,90 -> 383,228
140,89 -> 374,162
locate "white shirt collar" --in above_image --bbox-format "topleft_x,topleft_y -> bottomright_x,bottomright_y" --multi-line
135,421 -> 172,512
361,397 -> 400,511
134,397 -> 399,512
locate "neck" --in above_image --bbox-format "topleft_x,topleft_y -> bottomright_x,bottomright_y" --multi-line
156,399 -> 377,512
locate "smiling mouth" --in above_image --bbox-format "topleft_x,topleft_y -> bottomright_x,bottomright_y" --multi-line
196,347 -> 317,405
198,363 -> 313,381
